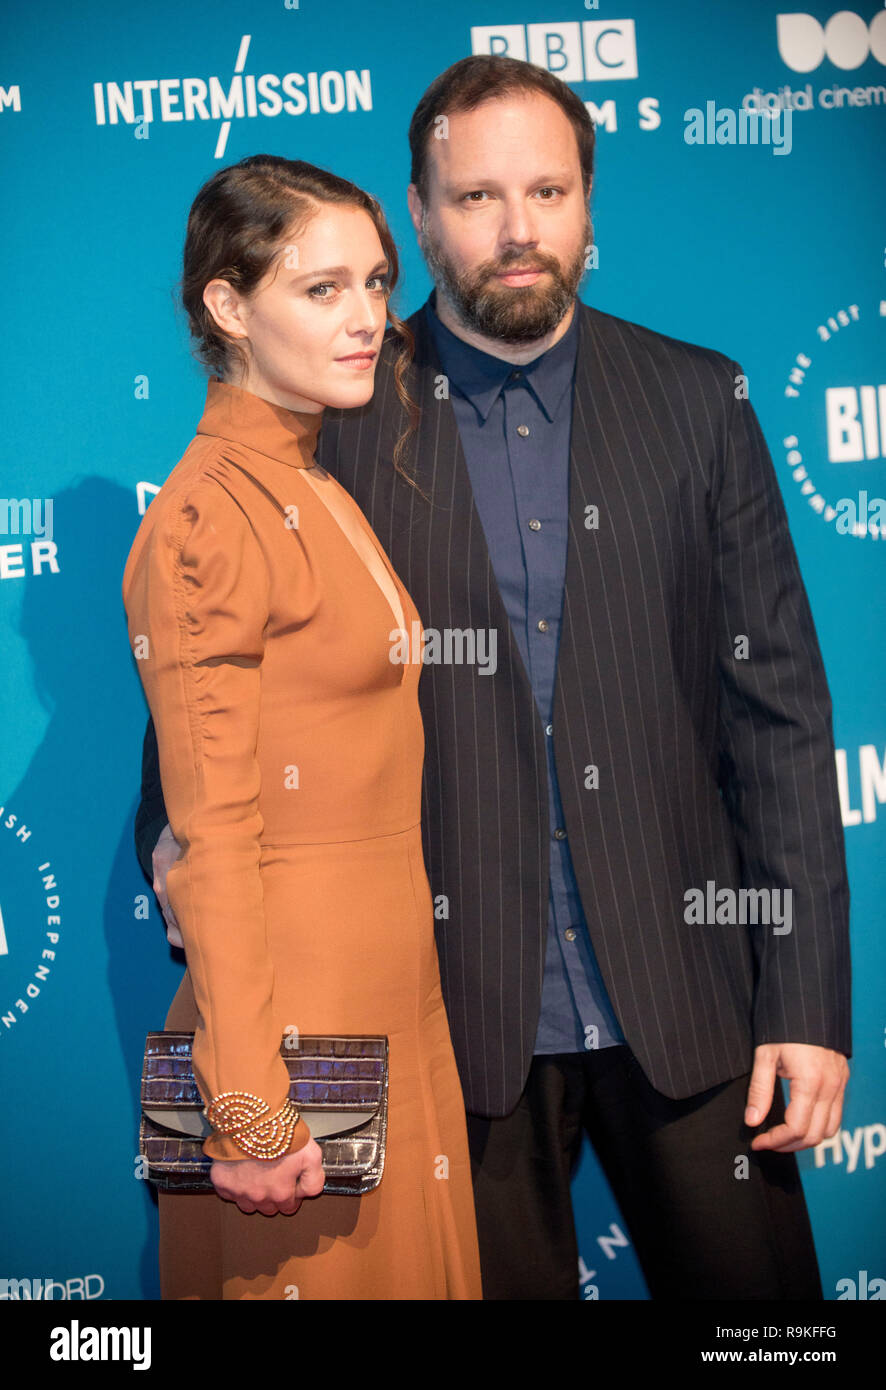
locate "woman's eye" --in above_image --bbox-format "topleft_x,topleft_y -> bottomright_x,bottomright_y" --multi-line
308,278 -> 388,298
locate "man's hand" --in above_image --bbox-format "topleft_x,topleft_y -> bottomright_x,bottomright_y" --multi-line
210,1137 -> 326,1216
152,822 -> 183,948
745,1042 -> 849,1153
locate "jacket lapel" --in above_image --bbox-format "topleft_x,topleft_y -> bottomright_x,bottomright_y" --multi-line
349,302 -> 540,715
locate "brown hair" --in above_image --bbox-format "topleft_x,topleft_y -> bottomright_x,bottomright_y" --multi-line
409,55 -> 595,207
178,154 -> 421,486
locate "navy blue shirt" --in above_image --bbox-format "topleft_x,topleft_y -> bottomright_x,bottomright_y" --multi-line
425,292 -> 624,1055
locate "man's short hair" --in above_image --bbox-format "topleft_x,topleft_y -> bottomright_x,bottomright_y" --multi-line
409,55 -> 596,206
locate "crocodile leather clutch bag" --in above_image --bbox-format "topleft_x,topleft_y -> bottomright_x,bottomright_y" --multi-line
140,1031 -> 388,1195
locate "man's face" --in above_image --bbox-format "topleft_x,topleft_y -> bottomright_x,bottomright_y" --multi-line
409,91 -> 592,345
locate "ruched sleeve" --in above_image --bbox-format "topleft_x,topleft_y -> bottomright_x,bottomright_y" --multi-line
123,470 -> 311,1163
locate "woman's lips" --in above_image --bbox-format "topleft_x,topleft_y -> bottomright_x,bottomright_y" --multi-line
335,352 -> 377,370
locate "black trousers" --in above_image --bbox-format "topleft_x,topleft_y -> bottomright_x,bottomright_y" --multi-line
465,1045 -> 823,1300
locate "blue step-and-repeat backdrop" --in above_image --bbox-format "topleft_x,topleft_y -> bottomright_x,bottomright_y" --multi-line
0,0 -> 883,1301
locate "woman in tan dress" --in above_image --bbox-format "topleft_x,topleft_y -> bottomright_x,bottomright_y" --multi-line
122,155 -> 482,1299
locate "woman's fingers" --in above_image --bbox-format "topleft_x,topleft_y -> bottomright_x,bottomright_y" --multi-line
210,1133 -> 324,1214
297,1160 -> 326,1199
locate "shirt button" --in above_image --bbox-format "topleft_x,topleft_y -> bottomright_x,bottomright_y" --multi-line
517,424 -> 530,437
528,518 -> 541,531
554,827 -> 567,840
537,618 -> 549,632
545,723 -> 553,736
510,369 -> 522,380
564,928 -> 577,942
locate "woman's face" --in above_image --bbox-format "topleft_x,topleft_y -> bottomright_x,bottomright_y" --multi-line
204,203 -> 390,413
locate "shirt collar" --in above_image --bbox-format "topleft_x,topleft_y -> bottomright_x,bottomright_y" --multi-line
424,287 -> 579,425
196,375 -> 323,468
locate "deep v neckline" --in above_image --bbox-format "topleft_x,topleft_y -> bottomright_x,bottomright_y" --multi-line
297,463 -> 408,637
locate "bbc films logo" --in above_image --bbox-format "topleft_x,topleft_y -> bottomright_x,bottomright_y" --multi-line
471,19 -> 638,81
470,18 -> 662,137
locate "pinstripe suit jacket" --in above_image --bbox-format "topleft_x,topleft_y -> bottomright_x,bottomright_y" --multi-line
136,296 -> 851,1117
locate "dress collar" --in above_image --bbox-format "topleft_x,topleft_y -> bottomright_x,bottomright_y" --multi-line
195,375 -> 323,469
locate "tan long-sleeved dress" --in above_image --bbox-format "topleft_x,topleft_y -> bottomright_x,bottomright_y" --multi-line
122,376 -> 482,1300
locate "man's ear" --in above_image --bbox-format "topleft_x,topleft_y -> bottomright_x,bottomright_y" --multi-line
406,184 -> 424,241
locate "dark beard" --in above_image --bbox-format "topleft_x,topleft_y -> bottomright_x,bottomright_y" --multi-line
420,212 -> 592,345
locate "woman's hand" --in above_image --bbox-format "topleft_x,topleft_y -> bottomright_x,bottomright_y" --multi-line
152,822 -> 183,948
210,1137 -> 325,1215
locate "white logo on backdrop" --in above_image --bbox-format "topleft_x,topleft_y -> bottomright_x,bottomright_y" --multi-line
92,34 -> 373,158
136,483 -> 159,516
471,20 -> 638,81
0,807 -> 60,1034
780,292 -> 886,540
777,10 -> 886,72
836,745 -> 886,825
